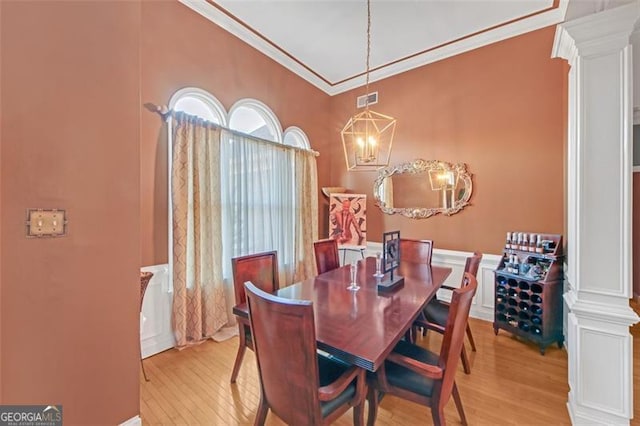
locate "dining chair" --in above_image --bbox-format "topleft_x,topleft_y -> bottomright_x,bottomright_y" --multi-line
399,238 -> 434,265
422,252 -> 483,374
314,238 -> 341,274
230,251 -> 279,384
399,238 -> 434,342
245,281 -> 366,426
140,271 -> 154,382
367,272 -> 478,426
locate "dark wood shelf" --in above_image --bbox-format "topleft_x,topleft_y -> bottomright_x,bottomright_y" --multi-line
493,232 -> 564,355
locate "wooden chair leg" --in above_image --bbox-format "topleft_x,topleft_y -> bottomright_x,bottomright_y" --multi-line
366,387 -> 378,426
141,358 -> 149,382
231,324 -> 247,384
452,382 -> 468,426
466,324 -> 476,352
254,394 -> 268,426
431,406 -> 446,426
140,341 -> 149,382
353,399 -> 364,426
460,345 -> 471,375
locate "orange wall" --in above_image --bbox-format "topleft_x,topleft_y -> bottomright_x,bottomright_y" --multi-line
1,2 -> 141,424
325,27 -> 565,255
140,1 -> 331,266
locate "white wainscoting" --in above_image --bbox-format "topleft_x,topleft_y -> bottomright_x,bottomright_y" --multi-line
143,246 -> 500,359
349,242 -> 501,323
140,264 -> 175,358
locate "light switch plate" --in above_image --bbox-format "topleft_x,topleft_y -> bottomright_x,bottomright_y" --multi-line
26,209 -> 67,237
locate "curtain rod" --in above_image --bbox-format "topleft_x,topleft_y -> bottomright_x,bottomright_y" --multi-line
145,103 -> 320,157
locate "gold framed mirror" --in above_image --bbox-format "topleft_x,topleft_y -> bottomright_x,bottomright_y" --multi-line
373,159 -> 473,218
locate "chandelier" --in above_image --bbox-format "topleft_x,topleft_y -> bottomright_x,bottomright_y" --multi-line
341,0 -> 397,172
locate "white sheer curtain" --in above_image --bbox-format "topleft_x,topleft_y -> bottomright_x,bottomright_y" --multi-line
220,129 -> 299,286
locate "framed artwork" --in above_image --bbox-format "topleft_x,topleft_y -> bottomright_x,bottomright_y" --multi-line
328,193 -> 367,246
382,230 -> 401,274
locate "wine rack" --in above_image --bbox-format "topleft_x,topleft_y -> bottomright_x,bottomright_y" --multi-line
493,233 -> 563,355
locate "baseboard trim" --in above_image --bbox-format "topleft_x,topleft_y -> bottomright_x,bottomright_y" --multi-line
142,334 -> 175,359
120,415 -> 141,426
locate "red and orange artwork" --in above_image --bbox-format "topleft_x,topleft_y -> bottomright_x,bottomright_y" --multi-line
328,193 -> 366,247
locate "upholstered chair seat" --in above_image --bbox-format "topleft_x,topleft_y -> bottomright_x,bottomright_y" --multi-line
422,300 -> 449,329
384,340 -> 440,398
318,356 -> 358,418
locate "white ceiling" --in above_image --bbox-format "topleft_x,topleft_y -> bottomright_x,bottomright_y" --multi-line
180,0 -> 629,95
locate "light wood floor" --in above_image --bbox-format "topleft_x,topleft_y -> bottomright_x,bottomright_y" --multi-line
140,317 -> 573,425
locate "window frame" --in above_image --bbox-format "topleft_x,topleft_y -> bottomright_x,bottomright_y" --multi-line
228,98 -> 283,143
283,126 -> 311,150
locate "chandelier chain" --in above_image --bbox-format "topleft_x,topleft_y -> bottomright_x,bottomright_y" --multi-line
365,0 -> 371,105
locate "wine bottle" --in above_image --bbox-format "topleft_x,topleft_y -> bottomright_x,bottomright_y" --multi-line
505,232 -> 512,250
522,233 -> 529,251
518,321 -> 530,332
503,253 -> 511,273
529,233 -> 536,252
536,234 -> 543,254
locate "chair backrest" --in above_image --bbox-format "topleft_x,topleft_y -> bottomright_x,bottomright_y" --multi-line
232,251 -> 279,306
399,238 -> 434,265
461,252 -> 483,286
245,281 -> 323,425
140,272 -> 154,312
313,239 -> 340,274
437,272 -> 477,408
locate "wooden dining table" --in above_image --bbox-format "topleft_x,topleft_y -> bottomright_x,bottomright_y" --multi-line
233,256 -> 452,372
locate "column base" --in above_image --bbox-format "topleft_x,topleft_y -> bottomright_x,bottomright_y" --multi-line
568,392 -> 632,425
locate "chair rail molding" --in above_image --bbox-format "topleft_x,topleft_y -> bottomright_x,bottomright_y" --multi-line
553,3 -> 640,424
361,242 -> 500,322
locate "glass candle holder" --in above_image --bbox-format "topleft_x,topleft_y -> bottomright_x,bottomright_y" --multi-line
373,252 -> 384,278
347,262 -> 360,291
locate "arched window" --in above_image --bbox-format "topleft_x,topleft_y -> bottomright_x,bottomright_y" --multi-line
283,127 -> 311,150
170,87 -> 227,125
167,89 -> 315,291
228,99 -> 282,142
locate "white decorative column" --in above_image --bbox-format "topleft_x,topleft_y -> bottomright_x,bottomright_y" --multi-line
553,3 -> 640,424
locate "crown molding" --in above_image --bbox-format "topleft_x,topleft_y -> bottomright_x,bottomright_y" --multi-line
333,2 -> 568,95
179,0 -> 567,96
553,1 -> 640,62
